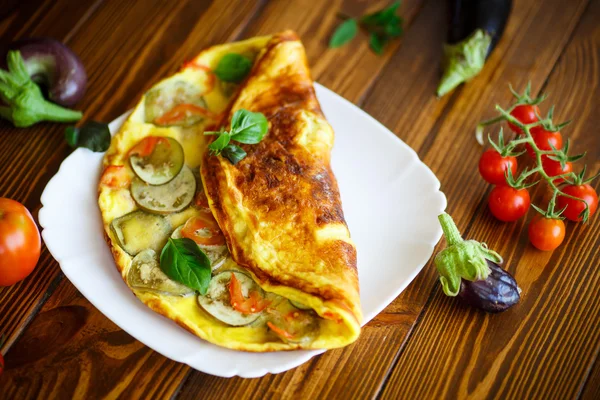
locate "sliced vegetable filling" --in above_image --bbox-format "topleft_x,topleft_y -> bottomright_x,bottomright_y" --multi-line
129,136 -> 184,185
130,165 -> 196,214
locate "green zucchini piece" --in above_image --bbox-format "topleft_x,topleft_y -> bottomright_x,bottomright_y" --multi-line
197,271 -> 263,326
131,166 -> 195,214
129,137 -> 184,185
289,300 -> 312,311
145,80 -> 207,126
110,210 -> 171,256
127,249 -> 193,296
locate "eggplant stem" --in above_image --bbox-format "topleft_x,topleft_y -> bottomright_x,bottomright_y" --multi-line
438,213 -> 463,246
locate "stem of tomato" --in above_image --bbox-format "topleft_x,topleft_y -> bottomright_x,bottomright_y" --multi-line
490,105 -> 591,221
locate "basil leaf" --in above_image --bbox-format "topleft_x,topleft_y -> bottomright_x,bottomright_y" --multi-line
222,144 -> 247,165
159,238 -> 211,295
369,33 -> 387,55
361,1 -> 400,27
214,53 -> 253,83
65,121 -> 111,152
329,18 -> 358,48
208,132 -> 230,154
230,109 -> 268,144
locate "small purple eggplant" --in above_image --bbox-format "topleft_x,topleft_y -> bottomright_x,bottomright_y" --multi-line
435,213 -> 520,313
9,38 -> 87,107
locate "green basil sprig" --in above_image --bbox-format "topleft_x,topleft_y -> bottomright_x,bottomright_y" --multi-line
205,109 -> 268,164
160,238 -> 212,295
65,121 -> 111,152
329,1 -> 403,55
214,53 -> 253,83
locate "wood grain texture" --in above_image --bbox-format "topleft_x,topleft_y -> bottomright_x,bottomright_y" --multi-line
0,0 -> 599,398
0,0 -> 104,352
378,0 -> 600,398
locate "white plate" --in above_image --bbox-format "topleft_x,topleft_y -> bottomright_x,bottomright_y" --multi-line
39,84 -> 446,378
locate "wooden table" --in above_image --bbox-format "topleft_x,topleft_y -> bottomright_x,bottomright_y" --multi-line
1,0 -> 599,398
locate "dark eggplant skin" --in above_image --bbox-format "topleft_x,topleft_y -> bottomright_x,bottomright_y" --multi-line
7,38 -> 87,107
447,0 -> 512,56
459,259 -> 520,313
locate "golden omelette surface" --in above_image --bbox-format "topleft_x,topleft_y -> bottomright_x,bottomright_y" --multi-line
202,31 -> 362,325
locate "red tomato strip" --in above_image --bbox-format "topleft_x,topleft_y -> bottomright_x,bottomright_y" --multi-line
100,165 -> 130,189
128,137 -> 169,158
228,273 -> 270,314
154,104 -> 218,126
267,322 -> 295,339
181,212 -> 225,246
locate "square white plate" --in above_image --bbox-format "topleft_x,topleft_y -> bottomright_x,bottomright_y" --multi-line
39,84 -> 446,378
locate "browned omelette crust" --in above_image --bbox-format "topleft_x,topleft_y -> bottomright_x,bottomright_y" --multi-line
202,31 -> 361,323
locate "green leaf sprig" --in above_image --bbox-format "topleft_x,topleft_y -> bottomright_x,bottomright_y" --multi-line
0,51 -> 82,127
160,238 -> 212,295
329,1 -> 403,55
205,109 -> 268,164
214,53 -> 253,83
65,121 -> 111,152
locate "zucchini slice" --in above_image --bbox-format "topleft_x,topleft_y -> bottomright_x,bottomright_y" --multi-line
127,249 -> 193,296
289,300 -> 312,311
171,225 -> 227,270
110,210 -> 171,256
131,166 -> 196,214
145,80 -> 208,126
129,137 -> 184,185
197,271 -> 263,326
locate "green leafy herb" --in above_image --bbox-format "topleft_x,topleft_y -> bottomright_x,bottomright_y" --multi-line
329,18 -> 358,48
0,51 -> 82,127
329,1 -> 403,55
64,121 -> 111,152
214,53 -> 253,83
205,109 -> 268,164
222,144 -> 247,165
160,238 -> 212,295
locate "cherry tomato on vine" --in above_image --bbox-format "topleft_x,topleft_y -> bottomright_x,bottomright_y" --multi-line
528,215 -> 565,251
556,184 -> 598,221
543,160 -> 572,184
0,198 -> 41,286
508,104 -> 540,133
488,185 -> 531,222
525,128 -> 563,159
478,149 -> 518,185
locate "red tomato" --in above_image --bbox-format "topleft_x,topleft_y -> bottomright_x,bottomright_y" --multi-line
478,149 -> 518,185
181,211 -> 226,246
508,104 -> 540,133
228,273 -> 269,314
528,215 -> 565,251
128,137 -> 170,158
488,186 -> 531,222
557,184 -> 598,221
0,198 -> 41,286
525,128 -> 563,159
543,159 -> 572,184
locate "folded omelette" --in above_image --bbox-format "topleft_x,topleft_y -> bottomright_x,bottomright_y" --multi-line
98,31 -> 361,351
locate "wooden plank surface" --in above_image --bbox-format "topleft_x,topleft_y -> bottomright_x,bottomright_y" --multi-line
0,0 -> 599,398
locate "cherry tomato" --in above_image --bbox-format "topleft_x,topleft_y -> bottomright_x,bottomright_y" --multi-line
508,104 -> 540,133
488,186 -> 531,222
543,159 -> 572,184
228,272 -> 269,314
556,184 -> 598,221
181,210 -> 226,246
478,149 -> 518,185
525,128 -> 563,159
0,198 -> 41,286
528,215 -> 565,251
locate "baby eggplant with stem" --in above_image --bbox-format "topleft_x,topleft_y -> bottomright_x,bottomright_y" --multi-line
435,213 -> 520,313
